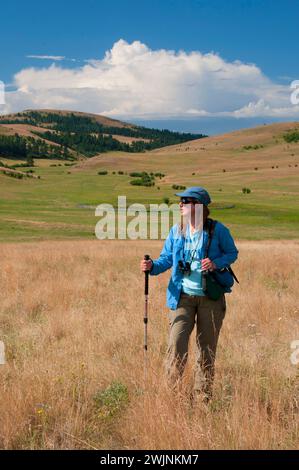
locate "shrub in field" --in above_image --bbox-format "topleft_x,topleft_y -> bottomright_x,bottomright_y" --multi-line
283,131 -> 299,143
130,179 -> 154,187
2,170 -> 24,179
98,171 -> 108,175
129,171 -> 156,187
242,187 -> 251,194
129,172 -> 147,177
243,144 -> 264,150
130,179 -> 142,186
93,381 -> 129,420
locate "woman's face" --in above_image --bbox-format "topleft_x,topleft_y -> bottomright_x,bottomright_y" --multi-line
179,198 -> 203,223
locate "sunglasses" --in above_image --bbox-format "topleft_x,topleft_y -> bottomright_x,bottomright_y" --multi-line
180,197 -> 201,205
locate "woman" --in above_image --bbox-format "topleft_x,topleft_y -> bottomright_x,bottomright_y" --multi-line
140,186 -> 239,403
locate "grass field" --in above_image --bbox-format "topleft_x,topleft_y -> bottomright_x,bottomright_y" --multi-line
0,120 -> 298,450
0,238 -> 298,449
1,122 -> 299,242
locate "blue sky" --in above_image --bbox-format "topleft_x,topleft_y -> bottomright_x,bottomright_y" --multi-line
1,0 -> 299,134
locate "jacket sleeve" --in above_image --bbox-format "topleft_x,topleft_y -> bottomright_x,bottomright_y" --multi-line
150,227 -> 174,276
212,224 -> 239,269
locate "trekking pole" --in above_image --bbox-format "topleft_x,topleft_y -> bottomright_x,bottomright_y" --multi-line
143,254 -> 150,386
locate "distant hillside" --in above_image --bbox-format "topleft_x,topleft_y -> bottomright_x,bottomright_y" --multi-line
150,121 -> 299,154
1,118 -> 299,241
0,109 -> 206,162
0,109 -> 136,129
74,120 -> 299,176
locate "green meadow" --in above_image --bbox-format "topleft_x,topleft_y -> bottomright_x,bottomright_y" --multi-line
1,145 -> 299,242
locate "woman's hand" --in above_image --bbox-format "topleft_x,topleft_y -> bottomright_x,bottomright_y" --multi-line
140,258 -> 153,272
201,258 -> 217,271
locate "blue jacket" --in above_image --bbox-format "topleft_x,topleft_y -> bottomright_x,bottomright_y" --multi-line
150,220 -> 239,310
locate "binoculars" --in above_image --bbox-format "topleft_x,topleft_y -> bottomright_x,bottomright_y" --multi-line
178,260 -> 191,276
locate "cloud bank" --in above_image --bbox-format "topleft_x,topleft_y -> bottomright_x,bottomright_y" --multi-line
2,39 -> 299,119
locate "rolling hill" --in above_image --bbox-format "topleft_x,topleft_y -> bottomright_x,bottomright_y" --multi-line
0,109 -> 206,159
0,111 -> 299,242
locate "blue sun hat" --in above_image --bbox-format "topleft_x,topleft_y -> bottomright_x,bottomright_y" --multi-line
175,186 -> 211,205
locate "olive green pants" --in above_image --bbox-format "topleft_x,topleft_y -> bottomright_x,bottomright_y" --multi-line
165,292 -> 226,399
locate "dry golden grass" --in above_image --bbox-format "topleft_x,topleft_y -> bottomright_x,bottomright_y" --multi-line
0,239 -> 298,449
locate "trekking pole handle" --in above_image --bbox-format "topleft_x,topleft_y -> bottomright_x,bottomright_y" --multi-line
144,254 -> 150,296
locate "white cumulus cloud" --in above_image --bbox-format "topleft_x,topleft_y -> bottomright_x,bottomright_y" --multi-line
1,39 -> 298,119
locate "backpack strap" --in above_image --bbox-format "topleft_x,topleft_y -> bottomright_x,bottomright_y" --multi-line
204,218 -> 216,259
